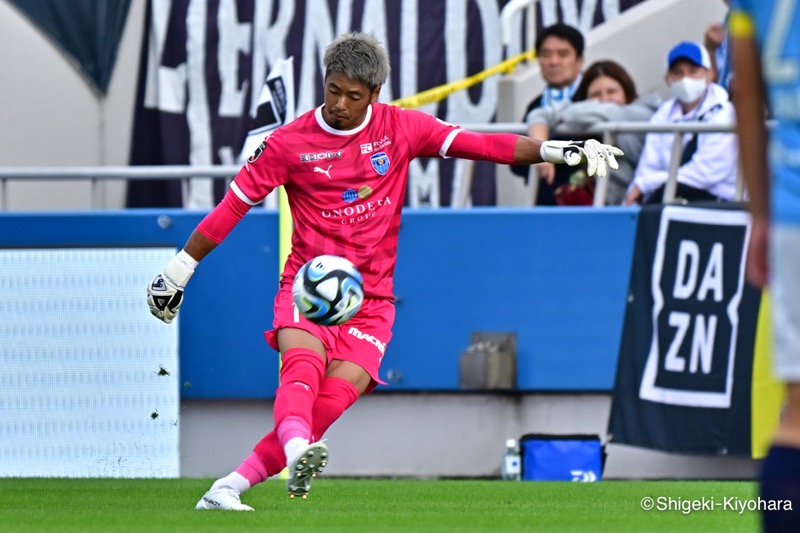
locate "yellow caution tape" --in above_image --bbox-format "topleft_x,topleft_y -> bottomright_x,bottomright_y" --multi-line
390,50 -> 537,109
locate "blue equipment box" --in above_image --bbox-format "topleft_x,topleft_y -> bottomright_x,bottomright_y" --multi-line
520,434 -> 605,482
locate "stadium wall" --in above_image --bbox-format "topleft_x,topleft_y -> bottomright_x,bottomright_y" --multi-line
181,395 -> 758,480
0,209 -> 759,479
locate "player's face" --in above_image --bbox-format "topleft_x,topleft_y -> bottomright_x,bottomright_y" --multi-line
586,75 -> 628,105
322,72 -> 380,130
537,36 -> 583,88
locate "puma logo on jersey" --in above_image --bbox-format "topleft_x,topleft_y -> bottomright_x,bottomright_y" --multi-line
314,165 -> 333,179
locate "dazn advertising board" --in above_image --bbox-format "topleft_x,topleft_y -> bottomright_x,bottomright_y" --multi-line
608,203 -> 767,457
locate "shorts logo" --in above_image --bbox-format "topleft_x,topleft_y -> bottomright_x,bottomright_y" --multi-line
348,326 -> 386,354
370,152 -> 390,175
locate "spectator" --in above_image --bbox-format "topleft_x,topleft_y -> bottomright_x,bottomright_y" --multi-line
526,60 -> 662,205
624,41 -> 737,205
524,23 -> 586,113
511,23 -> 585,204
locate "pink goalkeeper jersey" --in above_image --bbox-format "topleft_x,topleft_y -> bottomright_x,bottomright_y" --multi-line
231,102 -> 462,299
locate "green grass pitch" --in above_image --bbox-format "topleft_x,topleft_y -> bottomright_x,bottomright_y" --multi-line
0,478 -> 761,532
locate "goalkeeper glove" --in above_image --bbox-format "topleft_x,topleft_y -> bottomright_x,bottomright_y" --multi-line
147,250 -> 197,324
540,139 -> 623,178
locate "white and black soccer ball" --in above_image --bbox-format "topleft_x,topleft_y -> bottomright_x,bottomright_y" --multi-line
292,255 -> 364,326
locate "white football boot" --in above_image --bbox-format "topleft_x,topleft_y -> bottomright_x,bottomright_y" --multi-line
195,488 -> 254,511
286,441 -> 329,499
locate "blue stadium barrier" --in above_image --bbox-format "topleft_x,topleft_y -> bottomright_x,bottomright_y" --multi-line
0,207 -> 638,397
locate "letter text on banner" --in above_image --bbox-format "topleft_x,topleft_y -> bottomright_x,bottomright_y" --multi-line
608,203 -> 778,457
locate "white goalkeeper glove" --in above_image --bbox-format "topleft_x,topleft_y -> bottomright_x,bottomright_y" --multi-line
540,139 -> 624,178
147,250 -> 197,324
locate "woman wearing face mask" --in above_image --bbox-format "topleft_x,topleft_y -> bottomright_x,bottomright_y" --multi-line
624,41 -> 738,205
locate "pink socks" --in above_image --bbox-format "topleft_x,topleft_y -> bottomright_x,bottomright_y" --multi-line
310,377 -> 359,441
251,377 -> 360,480
234,452 -> 269,487
273,348 -> 326,445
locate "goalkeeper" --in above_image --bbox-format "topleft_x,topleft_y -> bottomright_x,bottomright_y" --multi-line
146,31 -> 623,510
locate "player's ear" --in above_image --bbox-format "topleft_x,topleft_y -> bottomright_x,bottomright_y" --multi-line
370,85 -> 382,103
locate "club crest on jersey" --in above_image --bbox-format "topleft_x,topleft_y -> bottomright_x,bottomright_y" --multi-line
370,152 -> 390,175
248,141 -> 266,163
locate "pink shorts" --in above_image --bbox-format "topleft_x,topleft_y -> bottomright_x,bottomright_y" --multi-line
265,282 -> 395,390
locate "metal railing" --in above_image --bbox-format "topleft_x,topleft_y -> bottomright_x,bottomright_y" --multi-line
0,121 -> 738,211
452,121 -> 740,208
0,166 -> 240,211
592,121 -> 742,206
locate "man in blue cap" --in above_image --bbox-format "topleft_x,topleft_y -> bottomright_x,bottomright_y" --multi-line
624,40 -> 737,205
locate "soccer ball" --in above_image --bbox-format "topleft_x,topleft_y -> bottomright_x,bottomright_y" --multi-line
292,255 -> 364,325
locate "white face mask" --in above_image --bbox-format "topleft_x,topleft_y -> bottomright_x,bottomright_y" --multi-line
669,76 -> 708,105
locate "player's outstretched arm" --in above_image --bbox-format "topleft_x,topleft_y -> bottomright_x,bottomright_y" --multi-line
445,130 -> 623,178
